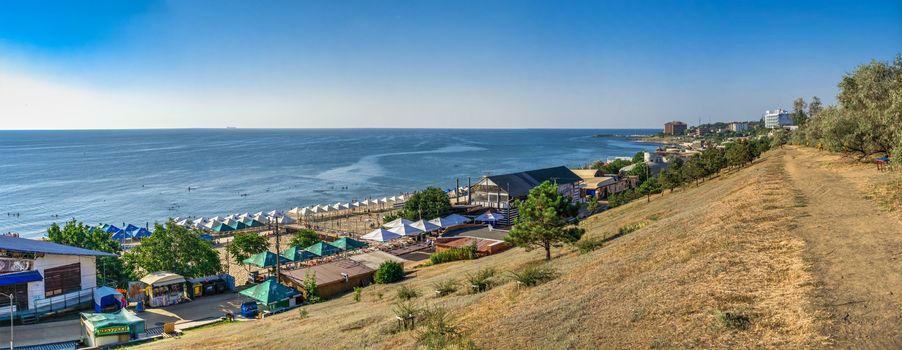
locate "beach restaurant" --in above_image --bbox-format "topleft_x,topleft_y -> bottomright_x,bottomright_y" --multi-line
139,271 -> 188,307
80,308 -> 146,347
280,260 -> 374,299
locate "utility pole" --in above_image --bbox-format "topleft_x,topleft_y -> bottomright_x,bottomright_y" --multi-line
273,220 -> 281,284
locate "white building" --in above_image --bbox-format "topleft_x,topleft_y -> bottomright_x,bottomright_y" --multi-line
728,122 -> 749,132
0,235 -> 115,316
763,110 -> 793,128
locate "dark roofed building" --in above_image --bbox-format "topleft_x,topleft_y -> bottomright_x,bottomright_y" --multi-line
0,235 -> 115,316
469,166 -> 582,210
280,260 -> 374,299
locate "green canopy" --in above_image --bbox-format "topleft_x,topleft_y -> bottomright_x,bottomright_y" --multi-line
242,251 -> 290,268
281,246 -> 319,262
241,218 -> 265,228
81,308 -> 145,335
212,223 -> 235,232
227,220 -> 249,230
239,278 -> 297,305
305,241 -> 343,256
330,237 -> 368,250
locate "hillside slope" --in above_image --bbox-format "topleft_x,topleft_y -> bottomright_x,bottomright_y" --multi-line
138,148 -> 897,349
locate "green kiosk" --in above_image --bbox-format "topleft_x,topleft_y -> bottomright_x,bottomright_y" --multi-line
80,308 -> 146,347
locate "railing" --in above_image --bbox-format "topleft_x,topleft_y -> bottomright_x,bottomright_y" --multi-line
28,288 -> 95,317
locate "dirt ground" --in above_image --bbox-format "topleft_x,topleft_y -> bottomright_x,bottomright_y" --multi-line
133,147 -> 902,349
782,146 -> 902,348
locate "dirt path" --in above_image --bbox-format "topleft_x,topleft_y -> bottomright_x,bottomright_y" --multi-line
782,148 -> 902,348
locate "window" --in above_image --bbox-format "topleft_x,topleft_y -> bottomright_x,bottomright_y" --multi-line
44,263 -> 81,297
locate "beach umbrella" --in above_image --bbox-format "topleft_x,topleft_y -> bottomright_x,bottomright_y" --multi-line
253,212 -> 264,217
475,211 -> 504,222
360,228 -> 402,242
380,197 -> 389,203
396,194 -> 406,201
211,223 -> 235,233
411,219 -> 441,233
389,224 -> 424,237
209,216 -> 222,222
110,230 -> 131,241
273,215 -> 296,225
389,196 -> 397,202
253,214 -> 270,225
280,246 -> 319,262
309,206 -> 322,214
288,207 -> 304,217
384,218 -> 413,228
444,214 -> 471,225
241,217 -> 265,228
305,242 -> 343,257
332,202 -> 342,211
351,202 -> 361,209
239,279 -> 298,305
123,224 -> 140,235
267,210 -> 284,218
330,237 -> 369,250
339,203 -> 351,211
429,216 -> 466,228
204,219 -> 221,229
133,227 -> 152,238
242,251 -> 290,268
175,219 -> 192,227
104,225 -> 122,234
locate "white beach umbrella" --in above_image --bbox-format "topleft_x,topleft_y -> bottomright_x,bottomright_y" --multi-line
389,196 -> 397,202
397,194 -> 406,201
361,228 -> 402,242
175,219 -> 191,227
411,219 -> 441,233
288,207 -> 303,216
274,215 -> 296,225
444,214 -> 471,225
389,224 -> 424,237
209,216 -> 222,222
351,202 -> 361,208
339,203 -> 351,210
332,202 -> 342,211
380,197 -> 389,203
253,214 -> 270,224
238,212 -> 252,219
204,219 -> 221,229
267,210 -> 283,218
475,211 -> 504,222
384,218 -> 413,228
319,205 -> 331,213
309,206 -> 322,214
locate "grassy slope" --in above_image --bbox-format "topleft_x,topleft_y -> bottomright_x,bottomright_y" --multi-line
138,150 -> 823,349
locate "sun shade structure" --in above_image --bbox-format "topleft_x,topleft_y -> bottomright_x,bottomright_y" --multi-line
280,246 -> 319,262
133,227 -> 152,238
330,237 -> 369,250
360,228 -> 402,242
104,225 -> 121,234
411,219 -> 441,233
239,278 -> 298,305
273,215 -> 296,225
389,224 -> 425,236
211,223 -> 235,233
305,241 -> 343,256
475,211 -> 505,222
110,229 -> 131,240
384,218 -> 413,228
243,251 -> 290,268
445,214 -> 471,224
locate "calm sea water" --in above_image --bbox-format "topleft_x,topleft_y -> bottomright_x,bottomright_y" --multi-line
0,129 -> 658,238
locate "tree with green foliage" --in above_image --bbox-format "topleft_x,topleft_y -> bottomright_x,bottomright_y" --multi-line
632,152 -> 645,164
303,270 -> 321,304
627,161 -> 650,182
792,97 -> 808,126
47,219 -> 130,288
374,261 -> 405,283
637,175 -> 663,202
700,148 -> 726,175
659,168 -> 683,193
726,141 -> 753,168
289,228 -> 319,248
123,220 -> 221,279
400,187 -> 452,220
681,155 -> 706,187
227,232 -> 268,265
505,181 -> 583,260
808,96 -> 822,117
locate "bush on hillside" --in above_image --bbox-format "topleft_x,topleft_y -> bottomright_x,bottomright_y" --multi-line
509,265 -> 557,287
429,244 -> 477,265
575,237 -> 604,254
375,261 -> 405,284
396,285 -> 419,301
466,268 -> 496,294
432,279 -> 458,297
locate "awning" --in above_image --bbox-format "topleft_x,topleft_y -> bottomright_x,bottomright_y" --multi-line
0,270 -> 43,285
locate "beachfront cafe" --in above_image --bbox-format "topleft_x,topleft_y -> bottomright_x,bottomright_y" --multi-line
80,308 -> 146,347
238,278 -> 300,315
139,271 -> 188,307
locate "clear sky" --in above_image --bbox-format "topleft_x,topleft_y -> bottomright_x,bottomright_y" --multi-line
1,1 -> 899,129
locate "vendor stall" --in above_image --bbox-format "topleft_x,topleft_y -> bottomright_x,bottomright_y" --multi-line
239,278 -> 300,314
80,308 -> 145,347
93,286 -> 126,312
140,271 -> 188,307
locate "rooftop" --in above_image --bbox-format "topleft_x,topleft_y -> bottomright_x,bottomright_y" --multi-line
0,235 -> 116,257
484,166 -> 581,198
281,259 -> 374,286
444,225 -> 510,241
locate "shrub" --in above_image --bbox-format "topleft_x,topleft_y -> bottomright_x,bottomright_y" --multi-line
353,286 -> 363,302
429,244 -> 477,265
375,261 -> 405,284
304,271 -> 321,304
432,279 -> 458,297
466,268 -> 496,294
509,265 -> 556,287
416,306 -> 476,350
392,301 -> 420,331
713,309 -> 751,330
575,237 -> 603,254
298,308 -> 309,319
397,285 -> 420,301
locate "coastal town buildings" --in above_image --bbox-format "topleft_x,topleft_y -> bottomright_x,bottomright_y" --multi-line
664,121 -> 688,135
0,235 -> 115,316
572,169 -> 638,199
763,109 -> 793,128
469,166 -> 581,209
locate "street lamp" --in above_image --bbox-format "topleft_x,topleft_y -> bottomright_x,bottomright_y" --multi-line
0,292 -> 12,350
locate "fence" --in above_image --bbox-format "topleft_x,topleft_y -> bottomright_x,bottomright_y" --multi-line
26,288 -> 95,319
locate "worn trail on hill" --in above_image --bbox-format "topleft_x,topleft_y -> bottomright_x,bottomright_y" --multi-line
783,148 -> 902,348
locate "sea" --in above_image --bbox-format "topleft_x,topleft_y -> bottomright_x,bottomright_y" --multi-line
0,129 -> 659,238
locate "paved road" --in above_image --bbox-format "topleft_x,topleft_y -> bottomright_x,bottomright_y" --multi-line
783,148 -> 902,348
0,292 -> 245,348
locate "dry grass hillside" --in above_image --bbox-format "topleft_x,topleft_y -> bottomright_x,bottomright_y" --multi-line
137,148 -> 898,349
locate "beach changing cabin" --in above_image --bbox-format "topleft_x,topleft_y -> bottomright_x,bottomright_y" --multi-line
140,272 -> 188,307
80,308 -> 145,347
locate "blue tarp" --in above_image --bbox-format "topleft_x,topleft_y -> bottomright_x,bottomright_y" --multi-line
133,227 -> 152,238
0,270 -> 42,286
94,286 -> 124,312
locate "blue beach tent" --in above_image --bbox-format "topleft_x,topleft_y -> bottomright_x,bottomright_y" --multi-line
123,224 -> 140,235
104,225 -> 121,234
110,230 -> 131,241
133,227 -> 152,238
94,286 -> 125,312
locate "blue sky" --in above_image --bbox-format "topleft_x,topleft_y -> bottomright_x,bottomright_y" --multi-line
0,1 -> 899,129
